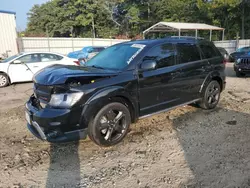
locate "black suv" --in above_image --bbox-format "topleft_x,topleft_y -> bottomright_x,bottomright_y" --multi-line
25,37 -> 226,146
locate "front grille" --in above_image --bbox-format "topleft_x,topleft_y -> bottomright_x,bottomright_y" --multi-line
240,58 -> 250,65
33,83 -> 53,103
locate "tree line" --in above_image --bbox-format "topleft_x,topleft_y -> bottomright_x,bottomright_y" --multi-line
25,0 -> 250,40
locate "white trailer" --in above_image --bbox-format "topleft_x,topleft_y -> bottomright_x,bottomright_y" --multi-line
0,10 -> 18,59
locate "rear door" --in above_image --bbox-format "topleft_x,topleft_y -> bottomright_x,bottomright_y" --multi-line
27,53 -> 65,74
175,42 -> 208,101
138,43 -> 181,116
199,41 -> 224,76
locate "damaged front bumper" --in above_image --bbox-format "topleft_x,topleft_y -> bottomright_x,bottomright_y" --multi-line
25,96 -> 88,143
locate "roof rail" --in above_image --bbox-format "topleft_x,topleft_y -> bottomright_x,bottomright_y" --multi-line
168,36 -> 204,39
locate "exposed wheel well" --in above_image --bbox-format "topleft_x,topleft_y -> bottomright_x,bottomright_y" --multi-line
109,96 -> 136,123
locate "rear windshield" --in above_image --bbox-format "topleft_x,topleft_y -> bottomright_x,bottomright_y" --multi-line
93,47 -> 105,53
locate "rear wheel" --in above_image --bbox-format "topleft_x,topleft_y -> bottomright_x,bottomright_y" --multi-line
88,102 -> 131,147
0,73 -> 9,88
199,80 -> 221,110
236,71 -> 245,77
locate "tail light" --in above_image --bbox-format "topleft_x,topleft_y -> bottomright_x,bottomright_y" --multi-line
223,59 -> 227,64
73,60 -> 80,66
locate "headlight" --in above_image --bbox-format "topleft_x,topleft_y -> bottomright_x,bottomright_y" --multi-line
236,58 -> 241,64
49,92 -> 83,108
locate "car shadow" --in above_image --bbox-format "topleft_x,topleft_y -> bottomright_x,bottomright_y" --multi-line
46,141 -> 81,188
173,107 -> 250,187
44,107 -> 250,187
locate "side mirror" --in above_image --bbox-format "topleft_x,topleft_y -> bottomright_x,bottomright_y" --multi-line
13,60 -> 23,64
140,60 -> 157,71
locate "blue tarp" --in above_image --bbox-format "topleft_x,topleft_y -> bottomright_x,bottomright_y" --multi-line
67,46 -> 94,59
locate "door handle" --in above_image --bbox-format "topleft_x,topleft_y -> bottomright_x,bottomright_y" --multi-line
171,71 -> 181,76
33,66 -> 39,68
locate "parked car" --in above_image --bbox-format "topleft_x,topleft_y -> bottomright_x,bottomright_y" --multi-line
0,52 -> 79,87
67,46 -> 105,62
217,47 -> 229,62
25,37 -> 226,147
229,46 -> 250,62
234,55 -> 250,77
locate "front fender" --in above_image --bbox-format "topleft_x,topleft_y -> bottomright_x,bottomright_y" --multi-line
80,86 -> 138,128
199,71 -> 225,93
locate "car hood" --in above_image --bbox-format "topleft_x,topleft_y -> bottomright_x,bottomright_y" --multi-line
34,64 -> 118,85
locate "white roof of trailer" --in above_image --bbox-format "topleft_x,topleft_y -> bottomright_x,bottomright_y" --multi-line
143,22 -> 224,33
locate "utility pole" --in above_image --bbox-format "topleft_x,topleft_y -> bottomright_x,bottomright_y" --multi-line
242,0 -> 245,39
92,14 -> 96,38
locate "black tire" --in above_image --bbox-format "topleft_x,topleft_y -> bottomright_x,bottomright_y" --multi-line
0,73 -> 9,88
88,102 -> 131,147
236,71 -> 245,77
199,80 -> 221,110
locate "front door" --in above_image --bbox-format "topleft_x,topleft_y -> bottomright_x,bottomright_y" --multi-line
8,54 -> 39,83
138,43 -> 181,116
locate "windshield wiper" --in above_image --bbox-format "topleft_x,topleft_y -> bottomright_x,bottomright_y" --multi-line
89,65 -> 105,69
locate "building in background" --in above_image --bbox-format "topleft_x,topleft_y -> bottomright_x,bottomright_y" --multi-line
0,10 -> 18,59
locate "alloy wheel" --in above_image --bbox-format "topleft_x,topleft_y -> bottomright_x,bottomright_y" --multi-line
99,109 -> 126,142
0,75 -> 7,87
207,83 -> 220,105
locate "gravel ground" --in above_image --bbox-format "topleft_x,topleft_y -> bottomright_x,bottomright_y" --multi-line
1,63 -> 250,188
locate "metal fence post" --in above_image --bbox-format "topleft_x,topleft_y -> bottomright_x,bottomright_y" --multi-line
236,32 -> 239,50
47,37 -> 51,52
72,37 -> 74,52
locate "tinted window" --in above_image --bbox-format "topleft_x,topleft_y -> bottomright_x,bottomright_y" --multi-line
143,44 -> 176,68
199,43 -> 219,59
18,54 -> 40,63
218,47 -> 227,55
93,47 -> 105,53
177,43 -> 201,63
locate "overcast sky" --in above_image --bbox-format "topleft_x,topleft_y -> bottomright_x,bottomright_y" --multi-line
1,0 -> 49,31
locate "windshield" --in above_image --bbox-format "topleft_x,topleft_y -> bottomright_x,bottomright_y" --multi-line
85,43 -> 146,70
1,53 -> 23,63
237,47 -> 250,53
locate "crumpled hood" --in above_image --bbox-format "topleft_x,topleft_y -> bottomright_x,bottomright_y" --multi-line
33,64 -> 118,85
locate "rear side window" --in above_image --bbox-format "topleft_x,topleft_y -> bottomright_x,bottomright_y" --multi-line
176,43 -> 201,64
199,43 -> 219,59
40,54 -> 62,62
143,43 -> 176,68
93,47 -> 105,53
55,55 -> 63,60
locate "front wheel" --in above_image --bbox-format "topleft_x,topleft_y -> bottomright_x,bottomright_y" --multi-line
199,80 -> 221,110
88,102 -> 131,147
0,73 -> 9,88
